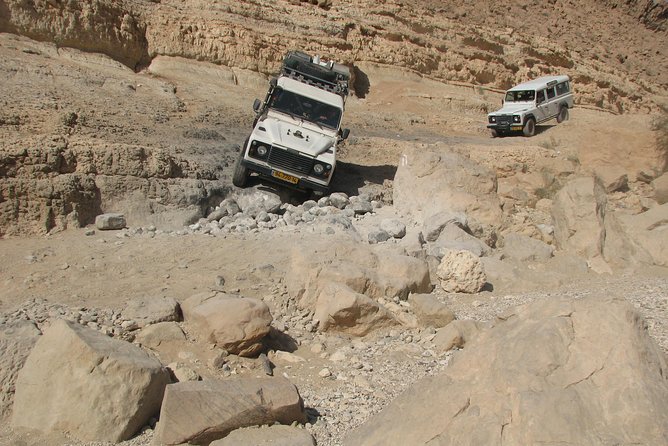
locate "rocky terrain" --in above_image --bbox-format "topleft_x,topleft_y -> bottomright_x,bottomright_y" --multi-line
1,0 -> 668,445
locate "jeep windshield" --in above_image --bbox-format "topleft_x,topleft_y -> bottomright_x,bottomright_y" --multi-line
505,90 -> 535,102
268,88 -> 342,129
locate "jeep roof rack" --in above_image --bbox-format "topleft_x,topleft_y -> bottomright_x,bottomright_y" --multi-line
281,51 -> 350,98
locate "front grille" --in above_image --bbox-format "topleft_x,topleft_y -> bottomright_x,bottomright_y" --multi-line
497,115 -> 512,125
267,146 -> 314,174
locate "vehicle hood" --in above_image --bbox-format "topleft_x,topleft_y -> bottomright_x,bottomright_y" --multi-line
258,116 -> 336,156
490,103 -> 532,115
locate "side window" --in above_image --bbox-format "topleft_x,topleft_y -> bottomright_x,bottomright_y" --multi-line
546,87 -> 556,100
556,81 -> 570,96
536,89 -> 546,104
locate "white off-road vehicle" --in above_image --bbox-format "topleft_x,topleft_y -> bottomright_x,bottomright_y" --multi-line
487,75 -> 573,137
233,51 -> 351,195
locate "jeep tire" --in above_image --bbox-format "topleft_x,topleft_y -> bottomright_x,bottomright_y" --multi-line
490,128 -> 499,138
557,106 -> 569,124
522,118 -> 536,137
232,143 -> 250,188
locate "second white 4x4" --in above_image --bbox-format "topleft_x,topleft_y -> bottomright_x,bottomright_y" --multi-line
487,75 -> 573,137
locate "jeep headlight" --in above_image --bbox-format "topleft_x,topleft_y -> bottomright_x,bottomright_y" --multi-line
513,115 -> 521,123
249,140 -> 270,159
312,163 -> 331,177
488,116 -> 496,123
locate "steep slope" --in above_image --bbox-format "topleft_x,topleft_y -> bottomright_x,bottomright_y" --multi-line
0,0 -> 666,112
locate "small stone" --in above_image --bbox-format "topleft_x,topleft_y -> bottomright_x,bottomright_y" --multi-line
95,213 -> 126,230
319,368 -> 332,378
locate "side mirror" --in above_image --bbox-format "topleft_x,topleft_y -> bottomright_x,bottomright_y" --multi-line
253,99 -> 261,112
340,128 -> 350,140
270,78 -> 277,88
501,99 -> 504,105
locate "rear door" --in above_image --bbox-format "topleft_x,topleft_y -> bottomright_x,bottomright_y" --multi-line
534,89 -> 550,122
545,86 -> 560,119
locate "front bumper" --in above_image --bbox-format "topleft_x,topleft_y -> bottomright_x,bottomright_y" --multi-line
241,158 -> 331,193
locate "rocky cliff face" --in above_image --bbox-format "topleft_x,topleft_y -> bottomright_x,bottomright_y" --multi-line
1,0 -> 666,113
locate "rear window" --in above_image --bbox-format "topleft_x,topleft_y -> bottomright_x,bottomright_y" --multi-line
556,81 -> 570,96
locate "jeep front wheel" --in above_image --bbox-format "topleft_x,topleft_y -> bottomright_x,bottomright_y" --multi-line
232,147 -> 249,188
522,118 -> 536,137
556,106 -> 569,124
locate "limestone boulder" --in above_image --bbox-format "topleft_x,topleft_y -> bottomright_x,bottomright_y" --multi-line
605,203 -> 668,267
232,186 -> 282,218
427,224 -> 491,258
432,319 -> 482,353
122,296 -> 181,328
287,241 -> 431,311
379,218 -> 406,238
134,321 -> 186,349
436,249 -> 487,293
0,319 -> 41,418
345,296 -> 668,446
153,377 -> 307,445
211,425 -> 316,446
408,294 -> 455,328
95,212 -> 126,230
422,210 -> 468,242
182,292 -> 272,357
393,147 -> 501,229
594,165 -> 629,193
551,176 -> 606,259
12,319 -> 170,443
371,252 -> 433,300
502,232 -> 554,262
315,283 -> 397,336
651,172 -> 668,205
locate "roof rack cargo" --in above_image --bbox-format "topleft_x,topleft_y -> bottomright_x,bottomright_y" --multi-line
281,51 -> 350,97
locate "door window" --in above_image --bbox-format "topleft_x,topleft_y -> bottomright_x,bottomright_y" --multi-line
547,87 -> 556,100
536,89 -> 546,105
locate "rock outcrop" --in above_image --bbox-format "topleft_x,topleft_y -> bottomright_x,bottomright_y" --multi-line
11,319 -> 170,443
393,147 -> 502,236
345,296 -> 668,445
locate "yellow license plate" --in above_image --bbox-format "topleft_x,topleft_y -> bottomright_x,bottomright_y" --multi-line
272,170 -> 299,184
512,126 -> 523,131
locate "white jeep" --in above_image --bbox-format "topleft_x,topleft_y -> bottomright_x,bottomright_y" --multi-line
232,51 -> 350,195
487,75 -> 573,137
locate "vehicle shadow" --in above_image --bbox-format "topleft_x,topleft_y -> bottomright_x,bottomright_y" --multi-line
331,160 -> 398,196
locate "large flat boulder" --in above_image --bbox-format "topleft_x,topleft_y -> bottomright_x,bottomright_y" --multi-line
153,377 -> 307,445
344,296 -> 668,445
182,292 -> 272,357
210,425 -> 316,446
0,319 -> 41,418
12,319 -> 170,442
